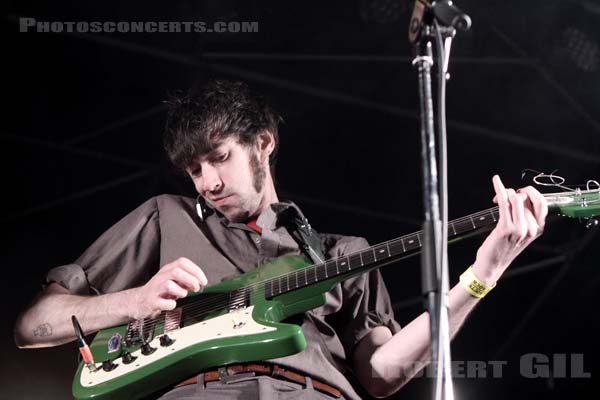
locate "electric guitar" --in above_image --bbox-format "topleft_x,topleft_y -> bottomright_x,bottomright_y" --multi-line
72,189 -> 600,399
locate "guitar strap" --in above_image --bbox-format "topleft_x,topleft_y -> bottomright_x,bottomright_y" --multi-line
281,207 -> 326,265
198,195 -> 325,264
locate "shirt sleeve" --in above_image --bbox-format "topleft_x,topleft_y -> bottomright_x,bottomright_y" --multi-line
43,197 -> 162,295
326,235 -> 402,357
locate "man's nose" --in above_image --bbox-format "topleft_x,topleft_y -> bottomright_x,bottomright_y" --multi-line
201,164 -> 222,193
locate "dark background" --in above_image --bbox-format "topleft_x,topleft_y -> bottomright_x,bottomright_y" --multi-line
4,0 -> 600,399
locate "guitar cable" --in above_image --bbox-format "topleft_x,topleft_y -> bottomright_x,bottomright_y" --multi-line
72,315 -> 98,371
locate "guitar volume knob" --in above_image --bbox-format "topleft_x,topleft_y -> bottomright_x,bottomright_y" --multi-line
102,359 -> 118,372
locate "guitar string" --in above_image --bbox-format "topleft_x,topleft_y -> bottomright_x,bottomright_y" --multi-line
135,206 -> 504,331
134,206 -> 505,332
135,191 -> 596,331
136,189 -> 596,331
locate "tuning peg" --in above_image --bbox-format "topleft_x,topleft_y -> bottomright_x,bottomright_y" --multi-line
585,218 -> 599,229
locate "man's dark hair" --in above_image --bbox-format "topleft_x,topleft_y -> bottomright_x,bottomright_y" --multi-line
163,80 -> 282,173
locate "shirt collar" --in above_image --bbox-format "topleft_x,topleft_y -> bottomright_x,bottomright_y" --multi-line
257,201 -> 307,231
212,200 -> 307,231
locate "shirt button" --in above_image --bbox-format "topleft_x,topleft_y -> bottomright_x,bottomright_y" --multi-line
255,238 -> 261,244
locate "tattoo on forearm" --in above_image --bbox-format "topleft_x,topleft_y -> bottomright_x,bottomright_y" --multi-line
33,323 -> 53,337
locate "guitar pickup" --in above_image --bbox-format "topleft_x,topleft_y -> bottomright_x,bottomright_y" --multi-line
163,308 -> 182,334
125,318 -> 156,347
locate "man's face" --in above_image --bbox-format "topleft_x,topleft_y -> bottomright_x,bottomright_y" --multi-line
186,136 -> 267,222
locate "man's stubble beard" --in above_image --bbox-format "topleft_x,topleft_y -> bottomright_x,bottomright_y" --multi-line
223,150 -> 266,223
250,151 -> 266,194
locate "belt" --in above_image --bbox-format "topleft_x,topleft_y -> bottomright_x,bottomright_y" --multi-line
174,363 -> 342,398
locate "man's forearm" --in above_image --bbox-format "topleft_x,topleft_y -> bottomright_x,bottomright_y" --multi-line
15,283 -> 137,349
356,177 -> 547,398
367,279 -> 483,396
16,258 -> 209,349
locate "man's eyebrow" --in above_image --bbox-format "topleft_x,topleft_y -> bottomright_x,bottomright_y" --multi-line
189,144 -> 226,167
204,150 -> 220,161
207,143 -> 229,157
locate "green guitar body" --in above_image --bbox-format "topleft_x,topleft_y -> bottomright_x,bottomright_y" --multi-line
72,255 -> 346,400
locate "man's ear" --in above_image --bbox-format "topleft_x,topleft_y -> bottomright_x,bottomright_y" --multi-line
256,130 -> 275,162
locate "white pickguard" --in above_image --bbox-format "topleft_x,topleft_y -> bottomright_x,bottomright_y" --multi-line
80,305 -> 276,387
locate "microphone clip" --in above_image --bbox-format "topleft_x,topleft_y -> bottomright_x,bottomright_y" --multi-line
409,0 -> 471,45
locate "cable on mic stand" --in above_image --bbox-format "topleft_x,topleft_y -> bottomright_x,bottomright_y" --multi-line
408,2 -> 471,400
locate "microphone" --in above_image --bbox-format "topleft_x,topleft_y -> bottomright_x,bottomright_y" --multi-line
432,0 -> 472,31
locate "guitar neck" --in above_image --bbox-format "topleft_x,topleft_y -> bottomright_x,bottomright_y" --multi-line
265,206 -> 502,298
264,184 -> 600,298
266,189 -> 587,298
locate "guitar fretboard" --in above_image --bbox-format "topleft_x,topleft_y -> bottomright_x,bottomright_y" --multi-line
265,207 -> 500,298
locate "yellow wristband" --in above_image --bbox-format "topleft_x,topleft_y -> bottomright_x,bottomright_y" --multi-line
459,266 -> 496,298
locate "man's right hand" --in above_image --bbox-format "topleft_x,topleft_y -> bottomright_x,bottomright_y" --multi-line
128,257 -> 208,320
15,257 -> 208,348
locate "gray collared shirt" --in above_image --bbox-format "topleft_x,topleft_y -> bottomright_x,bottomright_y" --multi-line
46,194 -> 401,400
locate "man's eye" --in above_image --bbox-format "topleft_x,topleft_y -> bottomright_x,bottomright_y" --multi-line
216,152 -> 228,162
191,168 -> 202,176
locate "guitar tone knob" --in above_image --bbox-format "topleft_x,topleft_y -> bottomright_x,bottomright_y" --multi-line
121,351 -> 137,364
159,334 -> 174,347
141,342 -> 156,356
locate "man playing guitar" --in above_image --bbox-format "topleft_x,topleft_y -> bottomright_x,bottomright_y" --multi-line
15,80 -> 548,399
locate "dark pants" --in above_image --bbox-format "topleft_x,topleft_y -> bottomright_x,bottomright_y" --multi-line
157,374 -> 342,399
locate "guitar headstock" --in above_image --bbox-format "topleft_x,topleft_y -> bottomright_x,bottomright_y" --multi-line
545,189 -> 600,220
524,171 -> 600,224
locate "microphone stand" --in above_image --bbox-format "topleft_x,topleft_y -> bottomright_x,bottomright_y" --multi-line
408,2 -> 471,400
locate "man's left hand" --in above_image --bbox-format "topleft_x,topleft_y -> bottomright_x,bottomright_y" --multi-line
471,175 -> 548,285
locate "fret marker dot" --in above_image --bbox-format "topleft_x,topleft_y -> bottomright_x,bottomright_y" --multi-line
379,250 -> 385,253
479,217 -> 485,220
409,240 -> 414,244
